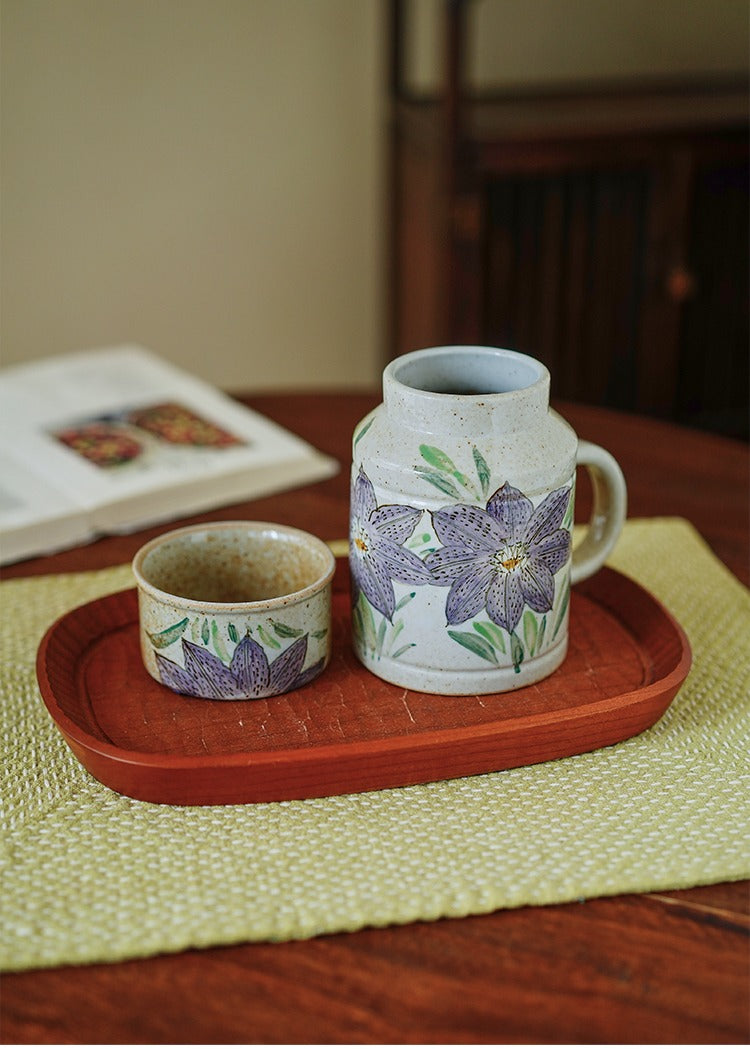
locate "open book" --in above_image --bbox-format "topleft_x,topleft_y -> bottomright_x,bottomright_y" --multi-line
0,346 -> 339,565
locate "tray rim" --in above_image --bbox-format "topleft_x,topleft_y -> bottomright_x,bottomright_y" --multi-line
36,564 -> 692,776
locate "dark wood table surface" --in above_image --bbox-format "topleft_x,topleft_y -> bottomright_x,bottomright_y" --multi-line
2,392 -> 748,1044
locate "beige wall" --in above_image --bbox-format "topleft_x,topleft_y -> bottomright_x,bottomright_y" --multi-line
2,0 -> 747,392
1,0 -> 385,391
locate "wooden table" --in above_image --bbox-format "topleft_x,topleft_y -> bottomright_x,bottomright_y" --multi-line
2,393 -> 748,1044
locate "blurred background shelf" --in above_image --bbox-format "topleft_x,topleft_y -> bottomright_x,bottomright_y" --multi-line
388,0 -> 749,439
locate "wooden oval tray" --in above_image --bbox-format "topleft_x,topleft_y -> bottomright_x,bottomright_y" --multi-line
36,562 -> 691,805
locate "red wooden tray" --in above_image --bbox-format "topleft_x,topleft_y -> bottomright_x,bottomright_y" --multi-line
36,561 -> 691,805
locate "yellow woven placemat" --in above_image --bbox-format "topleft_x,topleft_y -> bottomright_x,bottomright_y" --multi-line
1,518 -> 748,971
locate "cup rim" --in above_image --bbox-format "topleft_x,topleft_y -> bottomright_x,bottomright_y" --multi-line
132,520 -> 336,612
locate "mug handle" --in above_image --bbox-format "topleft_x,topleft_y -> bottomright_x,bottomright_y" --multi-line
570,440 -> 627,586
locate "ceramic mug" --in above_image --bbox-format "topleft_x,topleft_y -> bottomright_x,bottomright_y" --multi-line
132,521 -> 335,700
349,345 -> 627,695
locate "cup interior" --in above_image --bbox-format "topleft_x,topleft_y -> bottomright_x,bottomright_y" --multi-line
135,524 -> 333,605
392,347 -> 543,396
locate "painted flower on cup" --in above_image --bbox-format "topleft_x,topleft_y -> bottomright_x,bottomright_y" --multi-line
425,482 -> 572,635
350,466 -> 432,620
155,634 -> 321,700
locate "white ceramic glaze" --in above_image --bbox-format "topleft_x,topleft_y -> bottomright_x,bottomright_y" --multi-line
350,346 -> 627,695
132,521 -> 335,700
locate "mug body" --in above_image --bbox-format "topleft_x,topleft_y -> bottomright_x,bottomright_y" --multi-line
350,346 -> 578,695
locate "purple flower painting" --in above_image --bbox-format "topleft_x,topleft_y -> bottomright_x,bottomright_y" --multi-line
425,482 -> 572,635
350,467 -> 432,620
156,634 -> 322,700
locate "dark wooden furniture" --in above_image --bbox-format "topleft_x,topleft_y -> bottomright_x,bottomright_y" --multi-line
388,0 -> 749,439
1,391 -> 748,1044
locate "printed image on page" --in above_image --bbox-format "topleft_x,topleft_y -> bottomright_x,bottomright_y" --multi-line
51,402 -> 247,472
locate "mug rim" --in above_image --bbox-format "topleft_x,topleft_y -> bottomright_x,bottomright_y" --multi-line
384,345 -> 549,397
132,520 -> 336,612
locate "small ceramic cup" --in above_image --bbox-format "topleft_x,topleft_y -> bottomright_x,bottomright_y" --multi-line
132,521 -> 335,700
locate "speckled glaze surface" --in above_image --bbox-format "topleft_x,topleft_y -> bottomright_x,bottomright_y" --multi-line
132,522 -> 335,700
350,346 -> 627,695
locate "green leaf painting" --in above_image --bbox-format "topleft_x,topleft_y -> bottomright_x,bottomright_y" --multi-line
211,619 -> 230,663
536,614 -> 547,655
391,643 -> 416,659
271,620 -> 304,638
417,443 -> 494,503
472,446 -> 491,498
353,416 -> 375,450
419,444 -> 457,473
510,632 -> 525,673
257,623 -> 281,649
523,609 -> 538,655
407,532 -> 437,555
147,617 -> 189,649
394,591 -> 416,613
552,583 -> 571,641
354,592 -> 377,650
446,612 -> 548,670
376,616 -> 388,657
419,444 -> 478,499
473,620 -> 506,654
562,478 -> 575,531
447,629 -> 498,664
415,468 -> 461,500
353,589 -> 414,662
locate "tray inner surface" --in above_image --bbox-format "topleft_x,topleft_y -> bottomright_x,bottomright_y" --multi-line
67,587 -> 649,757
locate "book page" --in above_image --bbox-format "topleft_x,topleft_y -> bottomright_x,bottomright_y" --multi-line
0,346 -> 338,562
0,450 -> 92,563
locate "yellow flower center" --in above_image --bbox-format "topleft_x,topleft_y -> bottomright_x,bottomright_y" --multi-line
492,542 -> 528,575
354,536 -> 368,552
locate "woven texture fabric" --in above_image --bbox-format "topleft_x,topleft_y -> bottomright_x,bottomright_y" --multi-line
1,518 -> 748,971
